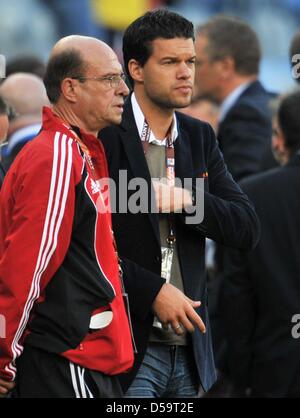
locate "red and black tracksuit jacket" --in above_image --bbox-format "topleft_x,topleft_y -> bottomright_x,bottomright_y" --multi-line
0,107 -> 134,382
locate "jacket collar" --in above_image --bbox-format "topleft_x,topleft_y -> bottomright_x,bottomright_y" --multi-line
131,92 -> 178,145
219,81 -> 252,122
42,106 -> 105,158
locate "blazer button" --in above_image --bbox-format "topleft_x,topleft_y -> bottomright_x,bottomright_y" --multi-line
155,256 -> 160,264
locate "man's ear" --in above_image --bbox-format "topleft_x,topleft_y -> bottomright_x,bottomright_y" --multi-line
60,78 -> 79,103
219,56 -> 235,80
272,125 -> 289,164
276,131 -> 287,154
128,59 -> 144,83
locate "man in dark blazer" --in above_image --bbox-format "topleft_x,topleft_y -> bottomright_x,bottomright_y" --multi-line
195,15 -> 276,182
221,90 -> 300,397
218,81 -> 277,178
100,10 -> 260,397
195,18 -> 276,382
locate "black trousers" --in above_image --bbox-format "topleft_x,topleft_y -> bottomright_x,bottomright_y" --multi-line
11,345 -> 123,398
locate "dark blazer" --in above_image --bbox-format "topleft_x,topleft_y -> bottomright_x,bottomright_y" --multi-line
100,98 -> 260,392
1,143 -> 23,172
221,154 -> 300,397
1,129 -> 40,172
0,162 -> 5,189
218,80 -> 276,182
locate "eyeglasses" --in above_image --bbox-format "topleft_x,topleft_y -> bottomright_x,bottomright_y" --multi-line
73,74 -> 126,89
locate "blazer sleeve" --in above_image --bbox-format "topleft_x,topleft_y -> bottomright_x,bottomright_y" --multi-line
0,163 -> 5,190
183,122 -> 260,251
121,257 -> 165,321
100,130 -> 166,322
219,104 -> 271,181
220,247 -> 256,389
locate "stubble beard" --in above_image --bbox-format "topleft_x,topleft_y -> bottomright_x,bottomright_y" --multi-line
148,88 -> 192,110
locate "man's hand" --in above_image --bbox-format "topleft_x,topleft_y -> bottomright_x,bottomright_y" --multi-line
152,283 -> 206,335
0,378 -> 15,398
153,181 -> 193,213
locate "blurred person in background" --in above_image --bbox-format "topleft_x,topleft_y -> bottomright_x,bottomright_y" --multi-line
0,96 -> 9,147
5,55 -> 46,79
0,96 -> 10,188
195,15 -> 276,182
180,94 -> 219,133
0,73 -> 49,170
220,89 -> 300,398
290,30 -> 300,84
195,15 -> 277,396
38,0 -> 99,39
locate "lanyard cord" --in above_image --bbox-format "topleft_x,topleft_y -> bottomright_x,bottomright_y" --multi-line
140,119 -> 176,245
67,126 -> 125,282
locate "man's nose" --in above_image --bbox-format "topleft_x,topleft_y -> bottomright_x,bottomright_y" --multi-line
177,62 -> 193,79
118,78 -> 130,96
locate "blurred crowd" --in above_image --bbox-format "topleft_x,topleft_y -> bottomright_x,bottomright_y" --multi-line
0,0 -> 300,90
1,1 -> 300,399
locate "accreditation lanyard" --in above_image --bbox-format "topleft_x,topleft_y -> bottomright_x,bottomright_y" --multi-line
140,119 -> 176,248
69,126 -> 137,351
69,127 -> 109,213
67,126 -> 121,278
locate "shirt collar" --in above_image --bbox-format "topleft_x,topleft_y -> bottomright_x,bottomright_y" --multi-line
131,92 -> 178,146
219,81 -> 251,123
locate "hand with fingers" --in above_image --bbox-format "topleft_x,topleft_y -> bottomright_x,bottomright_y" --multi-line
0,378 -> 15,398
152,180 -> 193,213
152,283 -> 206,335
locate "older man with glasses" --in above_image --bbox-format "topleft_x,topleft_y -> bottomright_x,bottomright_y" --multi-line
0,35 -> 134,398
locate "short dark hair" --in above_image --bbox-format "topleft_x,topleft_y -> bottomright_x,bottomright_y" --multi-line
290,31 -> 300,84
43,49 -> 87,103
278,89 -> 300,154
197,15 -> 261,76
290,31 -> 300,60
7,54 -> 46,79
0,95 -> 9,115
123,9 -> 194,86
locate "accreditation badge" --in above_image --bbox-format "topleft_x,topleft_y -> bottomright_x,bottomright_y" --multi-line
161,246 -> 174,284
153,246 -> 174,329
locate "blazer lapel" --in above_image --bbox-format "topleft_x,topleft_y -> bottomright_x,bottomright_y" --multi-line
119,99 -> 161,246
174,121 -> 194,183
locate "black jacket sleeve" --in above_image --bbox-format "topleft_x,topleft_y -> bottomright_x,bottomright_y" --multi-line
218,104 -> 271,181
220,247 -> 256,389
120,257 -> 165,321
0,162 -> 5,190
183,123 -> 260,251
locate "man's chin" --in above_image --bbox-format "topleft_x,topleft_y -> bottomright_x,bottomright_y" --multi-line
173,93 -> 193,109
110,115 -> 123,126
173,99 -> 192,109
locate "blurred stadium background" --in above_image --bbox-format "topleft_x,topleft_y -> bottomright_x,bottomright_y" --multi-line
0,0 -> 299,92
